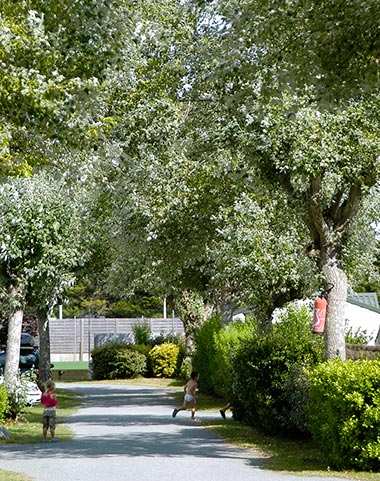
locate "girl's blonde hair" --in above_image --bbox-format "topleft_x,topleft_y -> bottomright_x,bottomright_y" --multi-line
45,379 -> 55,392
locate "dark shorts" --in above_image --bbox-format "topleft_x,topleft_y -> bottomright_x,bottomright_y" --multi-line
42,408 -> 56,430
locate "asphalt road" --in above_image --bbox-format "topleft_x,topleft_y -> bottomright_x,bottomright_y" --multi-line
0,383 -> 354,481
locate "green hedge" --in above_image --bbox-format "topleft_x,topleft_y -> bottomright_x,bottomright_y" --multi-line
193,316 -> 222,394
211,319 -> 258,400
307,359 -> 380,471
91,343 -> 147,380
232,303 -> 324,435
0,385 -> 8,422
193,315 -> 259,403
131,344 -> 154,377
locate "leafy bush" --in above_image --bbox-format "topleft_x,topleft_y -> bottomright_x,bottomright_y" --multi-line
193,316 -> 259,398
3,375 -> 33,420
91,343 -> 146,380
110,349 -> 147,379
0,385 -> 9,422
131,343 -> 154,377
232,303 -> 324,435
193,316 -> 222,394
212,319 -> 258,400
307,359 -> 380,471
91,343 -> 123,380
148,343 -> 180,378
132,322 -> 152,345
344,321 -> 371,345
282,366 -> 311,434
179,355 -> 193,380
153,333 -> 186,377
152,332 -> 185,348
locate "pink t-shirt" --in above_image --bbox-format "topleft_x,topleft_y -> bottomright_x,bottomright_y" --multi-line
41,392 -> 58,408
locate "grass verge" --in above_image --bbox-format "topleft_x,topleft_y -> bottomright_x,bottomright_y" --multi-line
0,387 -> 81,444
0,387 -> 82,481
2,379 -> 380,481
0,470 -> 32,481
169,381 -> 380,481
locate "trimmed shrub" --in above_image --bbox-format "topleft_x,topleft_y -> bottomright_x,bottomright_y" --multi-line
149,343 -> 180,378
193,316 -> 222,394
211,319 -> 258,400
131,344 -> 154,377
0,385 -> 9,422
110,349 -> 147,379
151,332 -> 186,377
193,316 -> 259,398
91,343 -> 146,380
307,359 -> 380,471
232,303 -> 324,435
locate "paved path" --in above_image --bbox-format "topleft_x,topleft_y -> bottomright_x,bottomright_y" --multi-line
0,383 -> 354,481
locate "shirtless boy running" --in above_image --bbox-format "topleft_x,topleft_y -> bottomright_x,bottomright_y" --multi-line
172,371 -> 199,420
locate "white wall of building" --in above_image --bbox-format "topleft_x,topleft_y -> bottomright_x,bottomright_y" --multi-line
344,303 -> 380,345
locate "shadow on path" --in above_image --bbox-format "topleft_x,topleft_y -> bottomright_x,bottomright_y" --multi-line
0,383 -> 265,470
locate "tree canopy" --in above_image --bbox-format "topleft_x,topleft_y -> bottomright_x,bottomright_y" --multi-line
1,1 -> 380,365
0,0 -> 129,175
0,172 -> 89,387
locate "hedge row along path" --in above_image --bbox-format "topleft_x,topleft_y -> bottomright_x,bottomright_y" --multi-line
0,383 -> 353,481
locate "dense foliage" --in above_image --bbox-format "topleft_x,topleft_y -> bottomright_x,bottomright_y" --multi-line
192,316 -> 222,394
148,343 -> 182,378
91,332 -> 186,380
91,343 -> 147,380
0,385 -> 9,422
232,304 -> 324,435
0,0 -> 128,175
307,360 -> 380,471
193,315 -> 258,399
85,0 -> 380,363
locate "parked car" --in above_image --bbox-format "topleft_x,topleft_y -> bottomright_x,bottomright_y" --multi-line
0,333 -> 41,406
0,333 -> 39,375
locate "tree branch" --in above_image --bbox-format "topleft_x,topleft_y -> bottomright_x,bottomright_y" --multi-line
335,182 -> 362,233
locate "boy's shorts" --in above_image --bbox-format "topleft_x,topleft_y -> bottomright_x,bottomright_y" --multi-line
43,408 -> 56,430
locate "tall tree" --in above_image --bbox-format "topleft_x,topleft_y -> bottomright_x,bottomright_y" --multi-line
0,173 -> 88,389
98,0 -> 219,346
0,0 -> 131,385
101,1 -> 320,344
181,1 -> 380,359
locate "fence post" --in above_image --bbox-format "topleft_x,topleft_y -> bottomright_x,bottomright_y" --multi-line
80,318 -> 84,361
74,317 -> 77,362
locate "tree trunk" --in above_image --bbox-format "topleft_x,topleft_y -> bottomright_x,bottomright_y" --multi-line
37,308 -> 52,384
220,301 -> 236,326
307,176 -> 357,361
4,285 -> 24,392
174,290 -> 213,355
322,260 -> 347,360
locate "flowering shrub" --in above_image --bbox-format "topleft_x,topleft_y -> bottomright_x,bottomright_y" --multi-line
148,343 -> 180,378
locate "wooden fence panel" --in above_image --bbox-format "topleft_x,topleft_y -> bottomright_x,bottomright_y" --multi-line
49,317 -> 184,361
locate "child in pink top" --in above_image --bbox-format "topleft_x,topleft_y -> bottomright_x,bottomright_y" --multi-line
41,379 -> 59,443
